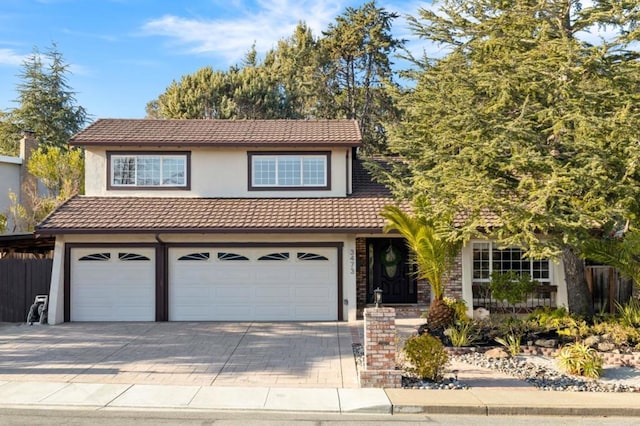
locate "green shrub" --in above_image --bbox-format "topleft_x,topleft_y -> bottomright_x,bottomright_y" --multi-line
529,307 -> 588,339
617,298 -> 640,327
490,271 -> 537,314
446,321 -> 479,347
556,342 -> 603,378
591,321 -> 640,347
403,333 -> 449,381
495,333 -> 522,356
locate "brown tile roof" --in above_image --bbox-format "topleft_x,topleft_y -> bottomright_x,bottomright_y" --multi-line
36,196 -> 402,234
351,157 -> 391,198
71,119 -> 362,147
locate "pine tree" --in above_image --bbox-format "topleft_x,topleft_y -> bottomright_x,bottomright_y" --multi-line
12,43 -> 88,149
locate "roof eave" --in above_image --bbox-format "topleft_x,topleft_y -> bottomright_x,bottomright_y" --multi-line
69,141 -> 362,148
35,226 -> 385,236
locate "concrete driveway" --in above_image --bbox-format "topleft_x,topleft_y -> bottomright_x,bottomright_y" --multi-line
0,322 -> 359,388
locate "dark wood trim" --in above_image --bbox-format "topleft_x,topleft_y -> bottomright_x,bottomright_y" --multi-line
247,151 -> 331,191
155,244 -> 168,321
106,151 -> 191,191
64,242 -> 160,323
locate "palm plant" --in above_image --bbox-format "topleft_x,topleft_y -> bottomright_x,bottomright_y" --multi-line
381,205 -> 462,329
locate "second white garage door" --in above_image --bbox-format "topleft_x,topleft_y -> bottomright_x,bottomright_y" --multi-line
168,247 -> 338,321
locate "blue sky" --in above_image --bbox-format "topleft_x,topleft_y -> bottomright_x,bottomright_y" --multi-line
0,0 -> 428,120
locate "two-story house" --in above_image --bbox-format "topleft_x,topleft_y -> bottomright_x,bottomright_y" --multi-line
37,119 -> 569,324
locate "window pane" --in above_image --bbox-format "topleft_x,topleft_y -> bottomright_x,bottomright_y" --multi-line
112,157 -> 135,185
472,243 -> 490,282
137,157 -> 161,185
253,157 -> 276,185
302,157 -> 326,185
532,260 -> 550,281
162,157 -> 185,185
277,157 -> 301,186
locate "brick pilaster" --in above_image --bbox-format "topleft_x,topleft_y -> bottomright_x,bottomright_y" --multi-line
359,307 -> 402,388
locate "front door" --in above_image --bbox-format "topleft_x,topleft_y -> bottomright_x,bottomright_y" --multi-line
367,238 -> 417,304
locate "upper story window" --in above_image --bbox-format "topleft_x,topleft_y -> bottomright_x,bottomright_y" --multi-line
248,151 -> 330,191
108,151 -> 190,190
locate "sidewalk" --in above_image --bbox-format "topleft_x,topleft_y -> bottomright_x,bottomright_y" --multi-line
1,379 -> 640,416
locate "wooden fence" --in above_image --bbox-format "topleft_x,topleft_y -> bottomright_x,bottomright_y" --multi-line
0,258 -> 52,322
585,266 -> 634,314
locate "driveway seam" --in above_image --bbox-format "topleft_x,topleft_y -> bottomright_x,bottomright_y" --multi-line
336,322 -> 344,388
208,322 -> 253,385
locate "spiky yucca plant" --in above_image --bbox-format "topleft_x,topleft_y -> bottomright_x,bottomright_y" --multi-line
381,205 -> 462,329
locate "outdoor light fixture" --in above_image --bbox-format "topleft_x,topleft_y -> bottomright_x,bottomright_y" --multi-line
373,288 -> 383,308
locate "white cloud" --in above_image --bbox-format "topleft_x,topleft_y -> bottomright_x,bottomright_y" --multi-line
0,48 -> 26,66
140,0 -> 346,64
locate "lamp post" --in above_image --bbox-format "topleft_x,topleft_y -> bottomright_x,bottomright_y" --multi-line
373,288 -> 383,308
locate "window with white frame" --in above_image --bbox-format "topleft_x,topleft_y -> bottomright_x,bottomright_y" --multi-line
109,153 -> 188,188
472,242 -> 551,285
249,152 -> 329,189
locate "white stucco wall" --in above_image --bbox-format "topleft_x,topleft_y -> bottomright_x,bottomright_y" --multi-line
47,238 -> 66,324
48,232 -> 358,324
84,147 -> 350,198
0,156 -> 22,232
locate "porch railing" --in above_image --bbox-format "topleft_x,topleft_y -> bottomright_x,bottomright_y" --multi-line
472,284 -> 558,313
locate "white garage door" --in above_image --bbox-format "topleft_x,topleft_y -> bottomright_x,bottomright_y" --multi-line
169,247 -> 338,321
70,247 -> 156,321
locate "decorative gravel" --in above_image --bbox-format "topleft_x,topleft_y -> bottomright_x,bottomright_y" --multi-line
455,352 -> 640,393
352,343 -> 640,392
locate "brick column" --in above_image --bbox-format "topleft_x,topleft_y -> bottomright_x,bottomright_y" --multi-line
359,307 -> 402,388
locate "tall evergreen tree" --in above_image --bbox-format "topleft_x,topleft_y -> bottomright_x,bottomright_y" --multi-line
10,43 -> 88,149
320,1 -> 403,153
377,0 -> 640,316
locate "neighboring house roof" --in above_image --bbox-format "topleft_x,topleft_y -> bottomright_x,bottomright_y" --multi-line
0,233 -> 55,254
70,119 -> 362,147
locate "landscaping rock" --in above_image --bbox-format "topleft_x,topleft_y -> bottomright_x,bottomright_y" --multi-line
535,338 -> 558,348
597,342 -> 616,352
473,308 -> 490,321
583,335 -> 601,348
485,347 -> 510,358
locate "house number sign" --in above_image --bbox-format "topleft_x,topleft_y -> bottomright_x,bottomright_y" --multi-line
349,248 -> 355,275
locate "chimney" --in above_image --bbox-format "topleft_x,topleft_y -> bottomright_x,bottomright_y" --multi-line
19,130 -> 38,213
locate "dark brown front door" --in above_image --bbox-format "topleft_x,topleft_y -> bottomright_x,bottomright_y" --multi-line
367,238 -> 417,304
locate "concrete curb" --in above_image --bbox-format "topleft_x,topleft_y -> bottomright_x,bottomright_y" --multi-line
385,388 -> 640,417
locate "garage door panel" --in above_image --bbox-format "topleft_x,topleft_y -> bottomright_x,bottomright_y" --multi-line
293,286 -> 331,299
169,246 -> 338,321
254,306 -> 291,319
255,285 -> 291,298
71,248 -> 155,322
